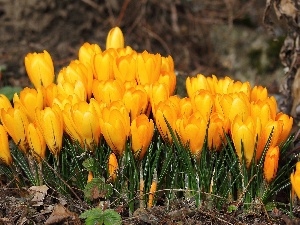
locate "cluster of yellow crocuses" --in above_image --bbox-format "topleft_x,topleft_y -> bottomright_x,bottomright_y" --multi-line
0,27 -> 298,200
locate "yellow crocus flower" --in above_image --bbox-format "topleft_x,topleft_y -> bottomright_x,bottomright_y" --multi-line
291,162 -> 300,199
13,87 -> 44,122
35,106 -> 63,157
24,50 -> 54,89
231,115 -> 256,168
123,86 -> 148,121
106,27 -> 124,49
176,112 -> 207,157
27,123 -> 46,162
78,42 -> 102,67
71,101 -> 101,151
131,114 -> 154,160
92,79 -> 125,105
0,125 -> 12,165
264,146 -> 279,183
1,107 -> 29,153
108,153 -> 118,181
100,102 -> 130,155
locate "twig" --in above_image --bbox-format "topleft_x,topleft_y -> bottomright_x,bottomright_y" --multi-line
116,0 -> 131,26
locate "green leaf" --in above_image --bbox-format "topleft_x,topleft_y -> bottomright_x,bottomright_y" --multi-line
80,208 -> 104,225
83,158 -> 96,172
79,208 -> 121,225
0,86 -> 22,100
227,204 -> 238,213
102,209 -> 122,225
84,177 -> 113,201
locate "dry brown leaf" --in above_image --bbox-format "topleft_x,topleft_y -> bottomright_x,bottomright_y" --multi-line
28,185 -> 48,207
44,204 -> 78,225
279,0 -> 298,19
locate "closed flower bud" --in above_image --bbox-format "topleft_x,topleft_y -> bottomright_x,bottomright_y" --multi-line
35,106 -> 63,157
24,50 -> 54,89
264,146 -> 279,183
27,123 -> 46,162
93,51 -> 115,81
0,125 -> 12,165
106,27 -> 124,49
71,101 -> 101,150
275,112 -> 293,145
131,114 -> 154,160
108,153 -> 118,181
176,112 -> 207,157
100,102 -> 130,155
291,162 -> 300,199
231,115 -> 256,168
1,107 -> 29,153
155,101 -> 178,143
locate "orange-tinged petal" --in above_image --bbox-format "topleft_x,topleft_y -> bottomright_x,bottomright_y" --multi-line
264,146 -> 279,183
108,153 -> 118,181
276,112 -> 293,145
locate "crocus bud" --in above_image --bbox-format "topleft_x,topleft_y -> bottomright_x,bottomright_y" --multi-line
231,115 -> 256,168
24,50 -> 54,89
100,102 -> 130,155
27,123 -> 46,162
0,125 -> 12,165
1,107 -> 30,153
106,27 -> 124,49
264,146 -> 279,183
291,162 -> 300,199
35,106 -> 63,157
108,153 -> 118,181
131,114 -> 154,160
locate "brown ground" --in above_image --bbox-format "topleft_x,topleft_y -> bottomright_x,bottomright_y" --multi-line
0,0 -> 299,224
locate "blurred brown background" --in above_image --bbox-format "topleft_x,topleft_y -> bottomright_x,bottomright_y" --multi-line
0,0 -> 285,96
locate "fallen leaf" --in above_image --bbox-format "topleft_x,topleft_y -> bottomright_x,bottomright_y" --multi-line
28,185 -> 48,207
44,204 -> 77,225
